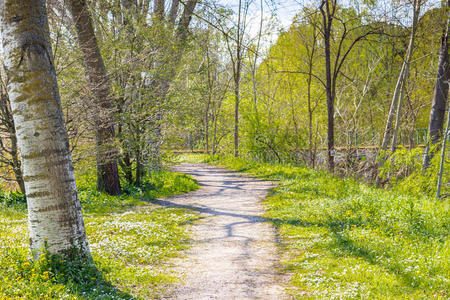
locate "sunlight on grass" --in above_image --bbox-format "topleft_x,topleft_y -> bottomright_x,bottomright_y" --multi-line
179,154 -> 450,299
0,163 -> 200,299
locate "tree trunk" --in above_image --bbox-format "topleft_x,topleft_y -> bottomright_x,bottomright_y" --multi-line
0,0 -> 90,257
169,0 -> 180,24
391,79 -> 406,152
234,80 -> 240,158
0,78 -> 26,194
120,150 -> 133,185
436,103 -> 449,199
376,0 -> 420,186
307,59 -> 314,167
10,120 -> 25,194
205,102 -> 210,154
250,0 -> 263,128
154,0 -> 165,18
67,0 -> 122,195
381,63 -> 406,151
135,149 -> 144,186
381,0 -> 419,153
176,0 -> 197,45
423,0 -> 450,169
390,0 -> 419,152
321,0 -> 335,172
212,116 -> 218,155
233,0 -> 243,158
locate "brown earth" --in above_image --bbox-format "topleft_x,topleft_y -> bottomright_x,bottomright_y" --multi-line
156,163 -> 288,299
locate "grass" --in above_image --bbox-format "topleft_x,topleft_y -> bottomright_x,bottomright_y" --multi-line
182,154 -> 449,299
0,162 -> 200,299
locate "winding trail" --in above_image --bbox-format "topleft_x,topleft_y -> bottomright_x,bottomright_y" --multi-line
156,163 -> 287,299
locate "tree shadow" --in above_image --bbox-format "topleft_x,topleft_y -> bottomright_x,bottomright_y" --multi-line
42,251 -> 135,299
145,198 -> 319,239
147,196 -> 436,292
165,164 -> 444,292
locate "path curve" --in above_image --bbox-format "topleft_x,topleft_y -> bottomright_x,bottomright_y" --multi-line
156,163 -> 287,299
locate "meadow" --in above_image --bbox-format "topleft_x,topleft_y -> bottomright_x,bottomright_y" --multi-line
179,154 -> 450,299
0,162 -> 199,299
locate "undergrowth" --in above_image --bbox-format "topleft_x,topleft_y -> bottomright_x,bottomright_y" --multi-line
189,154 -> 449,299
0,162 -> 200,299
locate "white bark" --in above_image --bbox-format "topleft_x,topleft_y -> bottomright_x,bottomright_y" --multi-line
382,0 -> 420,152
436,104 -> 449,200
0,0 -> 89,257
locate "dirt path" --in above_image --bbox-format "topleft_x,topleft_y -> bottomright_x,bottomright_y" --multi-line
156,163 -> 287,299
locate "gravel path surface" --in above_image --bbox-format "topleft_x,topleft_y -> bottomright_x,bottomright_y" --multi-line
156,163 -> 287,299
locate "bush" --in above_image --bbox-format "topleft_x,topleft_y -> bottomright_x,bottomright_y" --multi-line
378,146 -> 448,197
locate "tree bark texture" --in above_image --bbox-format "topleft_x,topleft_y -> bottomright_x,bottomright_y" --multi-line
389,0 -> 420,153
0,78 -> 25,193
169,0 -> 179,24
381,0 -> 420,153
320,0 -> 336,172
0,0 -> 89,257
154,0 -> 165,18
423,0 -> 450,169
67,0 -> 122,195
436,102 -> 449,199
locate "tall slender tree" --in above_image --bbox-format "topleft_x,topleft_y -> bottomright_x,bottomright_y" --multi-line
319,0 -> 336,172
381,0 -> 421,154
319,0 -> 379,172
0,0 -> 90,257
67,0 -> 122,195
216,0 -> 248,158
423,0 -> 450,169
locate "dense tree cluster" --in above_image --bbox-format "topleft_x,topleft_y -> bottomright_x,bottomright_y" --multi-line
0,0 -> 448,257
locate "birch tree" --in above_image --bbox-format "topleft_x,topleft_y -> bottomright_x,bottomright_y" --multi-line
0,0 -> 90,257
380,0 -> 422,154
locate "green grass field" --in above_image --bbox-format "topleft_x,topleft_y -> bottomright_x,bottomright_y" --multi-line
0,163 -> 199,299
182,154 -> 449,299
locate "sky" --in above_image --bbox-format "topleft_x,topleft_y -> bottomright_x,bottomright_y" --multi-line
0,0 -> 443,55
214,0 -> 302,49
216,0 -> 442,46
219,0 -> 300,31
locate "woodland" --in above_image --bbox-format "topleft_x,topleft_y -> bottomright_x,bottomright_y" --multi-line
0,0 -> 449,298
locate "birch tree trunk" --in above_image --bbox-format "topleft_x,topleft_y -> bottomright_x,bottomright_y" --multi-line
376,0 -> 420,186
0,0 -> 89,257
391,79 -> 406,152
390,0 -> 420,152
381,0 -> 420,152
67,0 -> 122,195
423,0 -> 450,170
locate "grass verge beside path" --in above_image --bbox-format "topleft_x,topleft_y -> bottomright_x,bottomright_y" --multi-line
0,165 -> 200,299
180,154 -> 449,299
